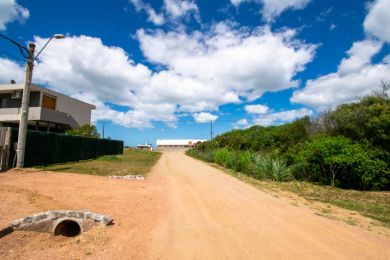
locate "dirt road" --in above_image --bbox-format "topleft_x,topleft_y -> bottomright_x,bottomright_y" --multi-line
0,151 -> 389,259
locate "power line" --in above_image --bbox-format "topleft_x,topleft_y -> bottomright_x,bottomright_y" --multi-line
0,43 -> 28,64
0,33 -> 28,58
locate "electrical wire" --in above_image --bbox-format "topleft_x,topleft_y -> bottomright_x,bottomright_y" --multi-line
0,50 -> 27,64
0,33 -> 28,58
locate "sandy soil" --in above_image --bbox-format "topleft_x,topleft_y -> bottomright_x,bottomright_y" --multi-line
1,151 -> 389,259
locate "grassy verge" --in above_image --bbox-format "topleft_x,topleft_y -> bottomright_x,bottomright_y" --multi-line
187,152 -> 390,227
38,149 -> 161,177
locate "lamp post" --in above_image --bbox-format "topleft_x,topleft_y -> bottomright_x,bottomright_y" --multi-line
15,34 -> 65,168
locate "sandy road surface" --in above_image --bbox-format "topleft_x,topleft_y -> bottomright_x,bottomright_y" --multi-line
0,151 -> 389,259
149,152 -> 390,259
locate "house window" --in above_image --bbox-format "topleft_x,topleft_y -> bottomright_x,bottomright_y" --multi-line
42,94 -> 56,110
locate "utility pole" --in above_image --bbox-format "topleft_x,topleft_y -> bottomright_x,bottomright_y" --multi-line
1,33 -> 64,168
102,121 -> 105,139
210,120 -> 213,140
16,43 -> 35,168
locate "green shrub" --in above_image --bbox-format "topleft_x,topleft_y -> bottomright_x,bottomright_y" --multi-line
66,124 -> 100,138
294,136 -> 389,190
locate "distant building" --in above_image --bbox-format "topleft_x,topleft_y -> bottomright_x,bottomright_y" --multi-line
0,83 -> 95,133
156,139 -> 207,150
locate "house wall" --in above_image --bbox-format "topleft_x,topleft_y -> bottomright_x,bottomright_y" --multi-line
0,84 -> 95,128
40,108 -> 79,128
47,92 -> 92,127
33,86 -> 94,127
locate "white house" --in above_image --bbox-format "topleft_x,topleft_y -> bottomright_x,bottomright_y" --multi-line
0,83 -> 95,133
156,139 -> 207,150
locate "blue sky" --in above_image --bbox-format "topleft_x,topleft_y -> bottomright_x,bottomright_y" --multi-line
1,0 -> 389,146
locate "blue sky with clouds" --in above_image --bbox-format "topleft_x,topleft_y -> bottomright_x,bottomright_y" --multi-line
0,0 -> 389,146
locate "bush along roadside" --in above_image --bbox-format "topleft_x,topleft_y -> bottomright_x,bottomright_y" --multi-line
187,84 -> 390,191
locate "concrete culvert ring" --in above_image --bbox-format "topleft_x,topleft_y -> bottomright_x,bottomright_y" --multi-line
54,220 -> 81,237
5,210 -> 113,238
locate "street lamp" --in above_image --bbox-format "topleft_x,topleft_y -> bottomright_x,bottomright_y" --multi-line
15,34 -> 65,168
34,34 -> 65,60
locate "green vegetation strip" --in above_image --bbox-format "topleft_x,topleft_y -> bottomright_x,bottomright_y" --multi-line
38,149 -> 161,176
188,88 -> 390,191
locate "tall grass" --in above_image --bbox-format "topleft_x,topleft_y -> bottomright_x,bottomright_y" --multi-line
213,148 -> 230,166
187,148 -> 292,182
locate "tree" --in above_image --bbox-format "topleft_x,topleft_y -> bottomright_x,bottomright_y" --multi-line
65,124 -> 100,138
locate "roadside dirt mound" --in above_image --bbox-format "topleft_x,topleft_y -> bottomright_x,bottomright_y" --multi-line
0,228 -> 108,259
0,169 -> 167,259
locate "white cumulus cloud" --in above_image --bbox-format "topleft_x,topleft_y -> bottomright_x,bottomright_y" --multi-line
163,0 -> 199,20
0,21 -> 315,129
0,57 -> 24,83
33,35 -> 151,106
230,0 -> 311,22
244,104 -> 270,114
128,0 -> 165,25
233,118 -> 249,129
193,112 -> 218,123
0,0 -> 29,31
129,0 -> 199,25
291,40 -> 390,109
364,0 -> 390,43
138,22 -> 315,111
253,107 -> 312,126
31,35 -> 177,129
145,8 -> 165,25
338,40 -> 383,75
291,0 -> 390,110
